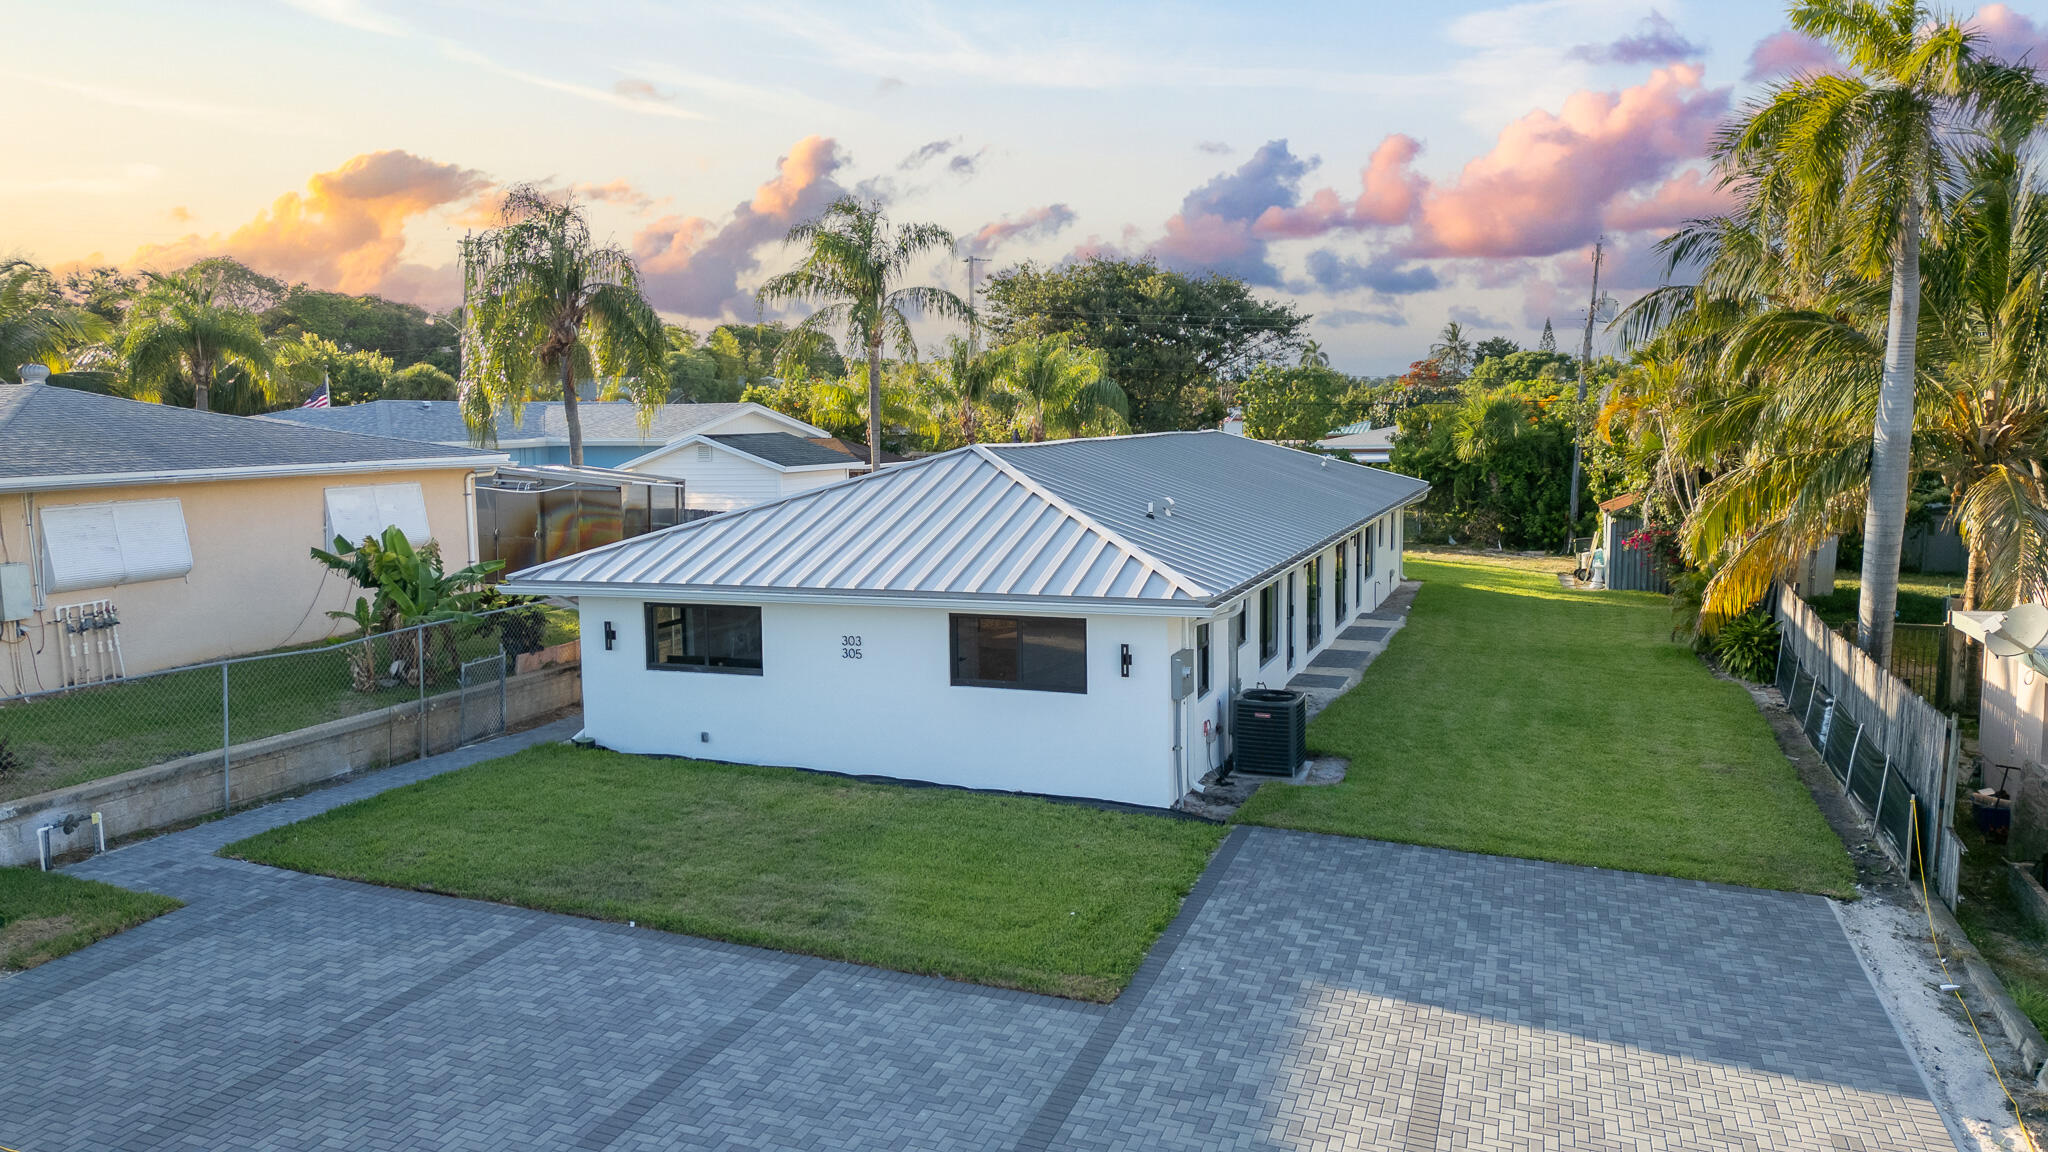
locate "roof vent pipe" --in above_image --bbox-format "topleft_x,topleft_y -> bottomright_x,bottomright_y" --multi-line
1145,500 -> 1156,519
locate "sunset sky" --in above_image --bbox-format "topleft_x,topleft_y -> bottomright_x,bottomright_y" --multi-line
10,0 -> 2048,373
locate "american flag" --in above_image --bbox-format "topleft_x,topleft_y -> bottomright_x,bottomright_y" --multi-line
301,375 -> 331,408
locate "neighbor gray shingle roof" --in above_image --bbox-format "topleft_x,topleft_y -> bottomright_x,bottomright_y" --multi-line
709,433 -> 862,468
264,400 -> 787,446
0,384 -> 502,489
505,430 -> 1428,611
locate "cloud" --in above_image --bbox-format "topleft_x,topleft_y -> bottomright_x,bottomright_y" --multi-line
1971,4 -> 2048,63
612,78 -> 675,104
1601,169 -> 1731,232
570,179 -> 655,211
1447,304 -> 1510,330
1254,134 -> 1425,237
948,152 -> 981,177
1196,141 -> 1234,155
965,204 -> 1077,256
1149,140 -> 1315,285
1567,11 -> 1703,66
130,150 -> 487,307
874,77 -> 904,96
633,135 -> 849,318
1302,249 -> 1438,295
1321,306 -> 1408,328
168,206 -> 193,223
900,139 -> 955,170
1744,29 -> 1836,80
1410,64 -> 1728,258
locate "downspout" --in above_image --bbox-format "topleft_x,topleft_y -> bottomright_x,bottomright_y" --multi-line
464,470 -> 480,566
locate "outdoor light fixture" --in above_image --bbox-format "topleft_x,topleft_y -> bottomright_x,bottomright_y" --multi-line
603,621 -> 616,651
1121,644 -> 1132,678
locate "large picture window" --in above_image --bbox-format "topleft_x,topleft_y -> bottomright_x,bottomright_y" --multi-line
950,614 -> 1087,693
646,603 -> 763,674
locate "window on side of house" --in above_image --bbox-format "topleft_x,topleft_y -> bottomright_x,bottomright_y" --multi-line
1233,604 -> 1248,649
1196,622 -> 1212,696
1335,544 -> 1348,622
1362,526 -> 1375,580
950,614 -> 1087,693
39,498 -> 195,594
324,482 -> 431,547
1258,582 -> 1279,663
646,603 -> 763,674
1306,557 -> 1323,648
1286,575 -> 1297,667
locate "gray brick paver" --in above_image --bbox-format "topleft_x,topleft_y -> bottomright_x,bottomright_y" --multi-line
0,722 -> 1957,1151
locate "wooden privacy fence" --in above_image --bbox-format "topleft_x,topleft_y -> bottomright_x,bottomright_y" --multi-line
1774,585 -> 1963,907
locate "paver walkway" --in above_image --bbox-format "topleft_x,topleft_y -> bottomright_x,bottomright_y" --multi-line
1287,579 -> 1420,715
2,718 -> 1956,1150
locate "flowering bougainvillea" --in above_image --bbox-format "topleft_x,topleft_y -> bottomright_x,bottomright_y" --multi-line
1622,524 -> 1684,572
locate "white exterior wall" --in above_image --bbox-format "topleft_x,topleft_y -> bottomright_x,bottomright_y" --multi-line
575,597 -> 1184,808
626,446 -> 781,511
780,469 -> 855,498
1981,653 -> 2048,774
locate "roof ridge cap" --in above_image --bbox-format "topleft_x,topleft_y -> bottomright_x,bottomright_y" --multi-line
967,444 -> 1210,599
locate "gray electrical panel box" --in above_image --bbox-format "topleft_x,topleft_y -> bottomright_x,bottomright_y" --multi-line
1168,648 -> 1195,700
0,563 -> 29,623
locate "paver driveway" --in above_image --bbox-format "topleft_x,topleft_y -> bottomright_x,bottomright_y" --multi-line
2,719 -> 1954,1151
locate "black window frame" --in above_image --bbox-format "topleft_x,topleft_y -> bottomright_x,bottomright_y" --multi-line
1258,582 -> 1279,663
1362,525 -> 1375,580
1335,546 -> 1348,623
1195,622 -> 1212,696
948,613 -> 1088,694
1233,605 -> 1248,649
1286,575 -> 1297,668
645,602 -> 764,675
1306,557 -> 1323,648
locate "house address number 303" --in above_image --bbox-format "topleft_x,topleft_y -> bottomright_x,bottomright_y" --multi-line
841,634 -> 863,659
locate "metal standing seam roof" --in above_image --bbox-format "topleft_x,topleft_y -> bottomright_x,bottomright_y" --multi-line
506,430 -> 1429,611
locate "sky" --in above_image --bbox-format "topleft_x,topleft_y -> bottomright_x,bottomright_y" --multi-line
9,0 -> 2048,375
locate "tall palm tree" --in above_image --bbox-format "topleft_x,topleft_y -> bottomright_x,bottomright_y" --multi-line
1717,0 -> 2046,663
121,266 -> 275,411
1299,339 -> 1330,368
0,260 -> 110,384
1428,321 -> 1475,380
993,334 -> 1127,441
460,185 -> 668,466
759,198 -> 969,469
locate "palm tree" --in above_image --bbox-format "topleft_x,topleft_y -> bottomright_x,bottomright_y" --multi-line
941,335 -> 998,441
759,198 -> 970,469
1299,339 -> 1330,368
1428,321 -> 1474,380
993,334 -> 1128,441
0,260 -> 110,384
460,185 -> 668,466
1716,0 -> 2046,663
121,266 -> 274,411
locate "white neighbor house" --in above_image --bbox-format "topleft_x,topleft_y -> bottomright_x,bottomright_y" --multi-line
619,432 -> 866,512
505,431 -> 1429,808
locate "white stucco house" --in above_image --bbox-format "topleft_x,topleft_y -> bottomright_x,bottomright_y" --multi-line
505,431 -> 1428,809
618,432 -> 866,513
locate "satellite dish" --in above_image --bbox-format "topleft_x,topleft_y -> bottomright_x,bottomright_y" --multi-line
1987,603 -> 2048,657
17,364 -> 51,384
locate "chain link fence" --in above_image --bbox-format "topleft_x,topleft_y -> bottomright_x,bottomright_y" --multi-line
0,603 -> 572,810
1775,587 -> 1963,906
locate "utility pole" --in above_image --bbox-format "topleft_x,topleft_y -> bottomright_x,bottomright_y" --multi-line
1567,238 -> 1605,538
963,255 -> 988,355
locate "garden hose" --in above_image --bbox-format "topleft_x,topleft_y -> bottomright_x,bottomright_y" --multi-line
1912,795 -> 2040,1152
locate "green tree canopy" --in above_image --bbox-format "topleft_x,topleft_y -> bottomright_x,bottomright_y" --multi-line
981,256 -> 1308,432
1238,363 -> 1344,442
262,285 -> 459,374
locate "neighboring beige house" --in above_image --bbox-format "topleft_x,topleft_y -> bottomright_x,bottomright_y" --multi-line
619,432 -> 866,513
0,384 -> 505,691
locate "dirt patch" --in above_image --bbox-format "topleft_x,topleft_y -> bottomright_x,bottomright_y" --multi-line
0,914 -> 78,968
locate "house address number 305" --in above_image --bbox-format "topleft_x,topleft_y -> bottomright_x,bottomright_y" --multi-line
841,634 -> 863,659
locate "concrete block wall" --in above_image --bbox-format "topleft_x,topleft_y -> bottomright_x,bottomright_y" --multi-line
0,665 -> 580,868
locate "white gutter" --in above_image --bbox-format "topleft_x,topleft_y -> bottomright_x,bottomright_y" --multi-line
0,453 -> 510,495
497,580 -> 1222,619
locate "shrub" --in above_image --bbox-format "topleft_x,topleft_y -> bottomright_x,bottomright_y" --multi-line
0,736 -> 15,778
1714,612 -> 1782,682
2009,979 -> 2048,1035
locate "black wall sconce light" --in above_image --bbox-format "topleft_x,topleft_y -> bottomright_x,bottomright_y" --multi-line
1120,644 -> 1132,678
603,621 -> 617,651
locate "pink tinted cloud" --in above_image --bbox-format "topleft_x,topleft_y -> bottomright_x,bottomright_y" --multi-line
965,203 -> 1077,256
1411,64 -> 1728,258
1254,135 -> 1424,237
1972,4 -> 2048,62
1745,30 -> 1837,81
1602,169 -> 1733,232
632,135 -> 848,318
131,150 -> 487,307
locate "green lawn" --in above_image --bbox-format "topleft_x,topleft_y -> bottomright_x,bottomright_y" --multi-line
0,606 -> 576,803
224,745 -> 1225,1001
1807,569 -> 1958,626
0,867 -> 182,970
1236,555 -> 1858,897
